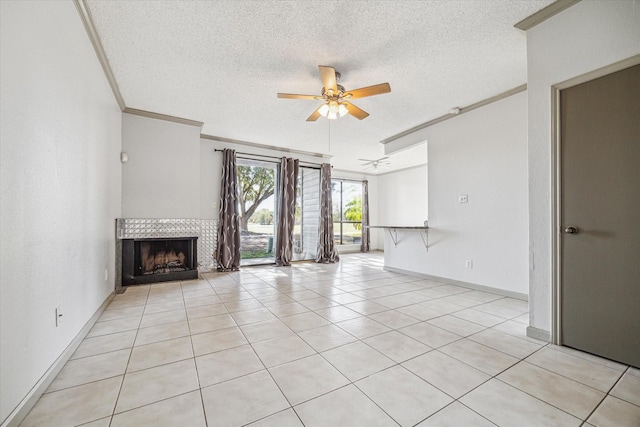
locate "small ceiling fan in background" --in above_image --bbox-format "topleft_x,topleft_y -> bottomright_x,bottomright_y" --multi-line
359,157 -> 390,171
278,65 -> 391,121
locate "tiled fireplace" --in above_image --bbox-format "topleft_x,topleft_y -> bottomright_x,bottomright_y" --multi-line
121,237 -> 198,285
116,218 -> 217,287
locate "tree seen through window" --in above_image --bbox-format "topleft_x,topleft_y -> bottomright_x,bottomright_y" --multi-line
332,180 -> 363,245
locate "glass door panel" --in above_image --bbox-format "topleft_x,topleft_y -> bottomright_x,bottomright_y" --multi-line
331,180 -> 363,245
293,167 -> 320,261
237,159 -> 277,265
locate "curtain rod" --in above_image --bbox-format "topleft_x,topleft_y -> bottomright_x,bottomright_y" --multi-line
213,149 -> 329,168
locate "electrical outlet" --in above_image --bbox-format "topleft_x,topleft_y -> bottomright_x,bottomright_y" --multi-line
458,195 -> 468,203
465,259 -> 473,269
55,306 -> 63,327
104,267 -> 108,281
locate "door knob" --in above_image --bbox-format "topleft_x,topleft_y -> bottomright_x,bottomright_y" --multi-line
564,226 -> 579,234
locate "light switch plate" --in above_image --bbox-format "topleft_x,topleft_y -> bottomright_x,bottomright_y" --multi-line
458,195 -> 468,203
56,306 -> 63,326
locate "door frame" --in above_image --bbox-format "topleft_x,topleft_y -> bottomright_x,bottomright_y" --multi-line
550,54 -> 640,345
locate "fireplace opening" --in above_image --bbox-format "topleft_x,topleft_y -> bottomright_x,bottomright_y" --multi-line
140,240 -> 188,275
122,237 -> 198,285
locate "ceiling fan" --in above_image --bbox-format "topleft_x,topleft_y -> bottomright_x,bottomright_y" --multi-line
278,65 -> 391,121
359,157 -> 390,171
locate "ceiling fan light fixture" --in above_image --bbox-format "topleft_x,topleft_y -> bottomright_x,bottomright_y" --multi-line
319,100 -> 348,120
338,102 -> 348,117
278,65 -> 391,121
322,101 -> 339,119
318,103 -> 330,117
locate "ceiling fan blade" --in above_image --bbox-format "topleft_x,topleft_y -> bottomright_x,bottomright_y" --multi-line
318,65 -> 338,93
278,93 -> 321,100
344,102 -> 369,120
306,106 -> 322,122
344,83 -> 391,99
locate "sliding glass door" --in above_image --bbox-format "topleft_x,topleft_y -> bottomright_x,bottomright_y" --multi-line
237,159 -> 320,265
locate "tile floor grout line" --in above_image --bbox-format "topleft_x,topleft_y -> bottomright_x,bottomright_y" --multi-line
580,365 -> 630,424
421,347 -> 539,425
311,338 -> 411,422
417,400 -> 500,427
24,254 -> 638,426
456,343 -> 620,425
411,349 -> 493,403
455,400 -> 501,427
106,285 -> 149,424
524,346 -> 628,394
182,277 -> 213,427
492,375 -> 593,423
227,299 -> 303,420
550,344 -> 630,371
349,379 -> 405,427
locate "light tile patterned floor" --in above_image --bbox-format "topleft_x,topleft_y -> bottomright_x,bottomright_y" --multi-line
20,253 -> 640,426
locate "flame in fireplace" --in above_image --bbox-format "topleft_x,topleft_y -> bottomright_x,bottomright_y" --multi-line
140,244 -> 187,275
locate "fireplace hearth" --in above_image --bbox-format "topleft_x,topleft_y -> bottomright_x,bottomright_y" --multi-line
122,237 -> 198,285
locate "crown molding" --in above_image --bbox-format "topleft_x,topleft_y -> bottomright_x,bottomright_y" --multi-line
201,134 -> 330,160
375,163 -> 428,177
123,107 -> 204,127
331,168 -> 377,178
73,0 -> 125,111
75,0 -> 208,129
553,54 -> 640,90
514,0 -> 581,31
332,162 -> 427,177
380,84 -> 527,152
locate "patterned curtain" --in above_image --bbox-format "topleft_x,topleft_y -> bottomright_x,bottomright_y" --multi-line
216,149 -> 241,271
275,157 -> 299,266
361,179 -> 370,252
316,163 -> 340,263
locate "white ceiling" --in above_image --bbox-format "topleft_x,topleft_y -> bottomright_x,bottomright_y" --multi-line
86,0 -> 553,173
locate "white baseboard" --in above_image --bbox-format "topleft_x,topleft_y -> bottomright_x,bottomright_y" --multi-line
2,292 -> 115,427
526,326 -> 551,342
383,266 -> 529,301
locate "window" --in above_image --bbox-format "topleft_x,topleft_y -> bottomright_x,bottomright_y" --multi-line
237,159 -> 277,264
236,158 -> 321,264
332,180 -> 362,245
293,167 -> 320,260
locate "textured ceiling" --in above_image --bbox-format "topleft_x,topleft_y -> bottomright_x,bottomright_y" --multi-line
86,0 -> 553,173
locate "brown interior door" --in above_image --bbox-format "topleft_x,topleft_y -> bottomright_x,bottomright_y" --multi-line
560,64 -> 640,368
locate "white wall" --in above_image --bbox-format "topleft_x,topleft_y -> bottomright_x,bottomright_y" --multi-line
527,0 -> 640,334
122,114 -> 201,218
0,1 -> 122,423
382,92 -> 529,295
199,139 -> 223,220
377,165 -> 428,250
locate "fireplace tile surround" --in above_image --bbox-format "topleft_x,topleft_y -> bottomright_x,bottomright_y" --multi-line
116,218 -> 217,287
